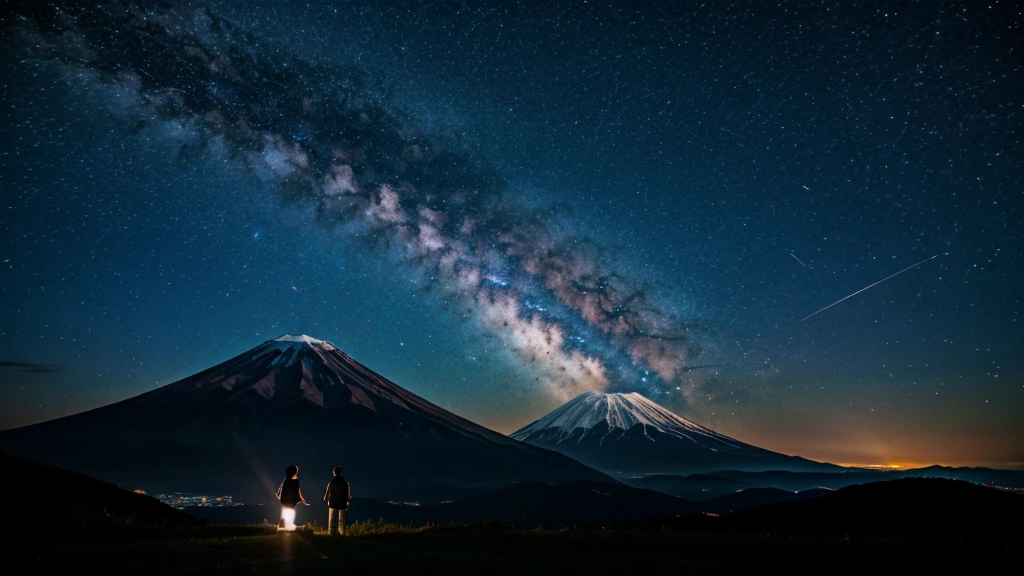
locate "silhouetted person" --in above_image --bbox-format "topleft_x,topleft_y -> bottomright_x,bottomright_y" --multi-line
276,464 -> 309,530
324,466 -> 351,536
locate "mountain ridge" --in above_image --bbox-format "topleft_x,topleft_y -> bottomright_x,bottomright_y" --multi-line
513,391 -> 744,448
0,335 -> 614,502
512,392 -> 838,477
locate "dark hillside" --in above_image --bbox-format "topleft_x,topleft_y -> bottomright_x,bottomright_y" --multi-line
0,452 -> 203,546
729,477 -> 1024,542
632,478 -> 1024,545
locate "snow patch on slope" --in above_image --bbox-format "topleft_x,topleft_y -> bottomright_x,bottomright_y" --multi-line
269,334 -> 335,349
256,335 -> 341,369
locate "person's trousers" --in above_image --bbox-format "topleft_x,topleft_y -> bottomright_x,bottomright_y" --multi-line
328,507 -> 347,535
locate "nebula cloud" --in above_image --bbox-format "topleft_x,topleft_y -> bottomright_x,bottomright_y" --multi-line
4,1 -> 706,402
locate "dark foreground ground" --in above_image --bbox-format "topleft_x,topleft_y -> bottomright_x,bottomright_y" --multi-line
3,453 -> 1019,573
7,523 -> 1015,575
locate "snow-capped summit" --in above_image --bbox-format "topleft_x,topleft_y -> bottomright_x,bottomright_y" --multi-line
513,392 -> 738,446
272,334 -> 330,345
512,391 -> 834,477
264,334 -> 336,351
260,334 -> 337,365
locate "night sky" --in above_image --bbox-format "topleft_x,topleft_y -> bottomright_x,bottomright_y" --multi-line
1,1 -> 1021,468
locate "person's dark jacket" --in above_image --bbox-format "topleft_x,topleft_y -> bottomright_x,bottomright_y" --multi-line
324,476 -> 351,510
278,478 -> 301,508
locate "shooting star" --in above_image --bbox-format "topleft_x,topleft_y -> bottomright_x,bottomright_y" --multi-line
801,253 -> 946,322
789,252 -> 807,267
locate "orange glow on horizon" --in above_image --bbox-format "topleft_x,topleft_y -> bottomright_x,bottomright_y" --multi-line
833,462 -> 944,470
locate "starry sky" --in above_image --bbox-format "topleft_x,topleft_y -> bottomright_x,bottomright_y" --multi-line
1,1 -> 1021,468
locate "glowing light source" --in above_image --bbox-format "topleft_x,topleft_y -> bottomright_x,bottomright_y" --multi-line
279,507 -> 297,531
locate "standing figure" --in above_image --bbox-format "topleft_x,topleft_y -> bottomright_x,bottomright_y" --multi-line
276,464 -> 309,531
324,466 -> 351,536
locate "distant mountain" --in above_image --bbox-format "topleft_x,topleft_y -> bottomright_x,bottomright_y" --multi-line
890,464 -> 1024,488
699,487 -> 833,514
511,392 -> 838,477
0,335 -> 612,502
705,469 -> 891,492
626,473 -> 749,500
705,466 -> 1024,493
1,452 -> 202,545
629,465 -> 1024,501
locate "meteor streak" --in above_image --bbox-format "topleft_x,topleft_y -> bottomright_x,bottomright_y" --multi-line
801,253 -> 946,322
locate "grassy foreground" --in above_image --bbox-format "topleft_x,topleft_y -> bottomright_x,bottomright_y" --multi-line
7,521 -> 1014,574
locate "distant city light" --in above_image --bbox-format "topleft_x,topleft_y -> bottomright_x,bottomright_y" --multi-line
140,491 -> 244,509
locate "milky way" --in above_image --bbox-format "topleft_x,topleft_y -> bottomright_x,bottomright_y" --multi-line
4,2 -> 706,401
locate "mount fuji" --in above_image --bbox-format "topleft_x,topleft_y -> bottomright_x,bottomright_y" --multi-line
0,335 -> 613,502
511,392 -> 838,477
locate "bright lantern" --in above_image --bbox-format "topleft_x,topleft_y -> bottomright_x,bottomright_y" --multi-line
279,506 -> 297,531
